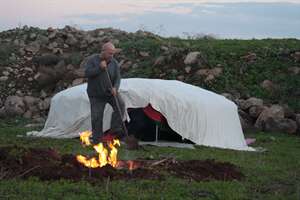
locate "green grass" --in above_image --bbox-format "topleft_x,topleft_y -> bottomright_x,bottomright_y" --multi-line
0,118 -> 299,200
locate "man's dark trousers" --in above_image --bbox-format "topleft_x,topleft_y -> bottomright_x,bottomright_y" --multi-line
89,94 -> 125,143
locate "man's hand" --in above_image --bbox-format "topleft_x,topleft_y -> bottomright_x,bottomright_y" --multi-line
100,60 -> 107,70
111,87 -> 117,96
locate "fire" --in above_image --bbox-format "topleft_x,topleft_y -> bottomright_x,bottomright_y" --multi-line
79,131 -> 92,146
76,131 -> 120,168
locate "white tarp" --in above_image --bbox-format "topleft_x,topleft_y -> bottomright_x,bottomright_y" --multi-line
27,78 -> 254,151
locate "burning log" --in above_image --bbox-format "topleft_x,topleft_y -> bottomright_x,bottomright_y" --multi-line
150,157 -> 176,167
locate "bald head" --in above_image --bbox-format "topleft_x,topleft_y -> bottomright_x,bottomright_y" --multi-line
102,42 -> 116,52
101,42 -> 117,61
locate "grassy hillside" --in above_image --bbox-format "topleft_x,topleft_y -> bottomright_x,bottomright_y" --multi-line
118,36 -> 300,111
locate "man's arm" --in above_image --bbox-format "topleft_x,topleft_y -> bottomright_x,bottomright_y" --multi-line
85,58 -> 101,78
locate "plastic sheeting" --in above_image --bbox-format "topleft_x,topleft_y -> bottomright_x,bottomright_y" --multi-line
27,78 -> 254,151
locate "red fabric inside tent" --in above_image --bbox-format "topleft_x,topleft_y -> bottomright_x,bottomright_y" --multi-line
143,104 -> 166,123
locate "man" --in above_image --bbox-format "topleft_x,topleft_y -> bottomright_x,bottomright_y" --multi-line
85,42 -> 125,144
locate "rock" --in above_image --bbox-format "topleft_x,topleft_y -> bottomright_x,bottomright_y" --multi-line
159,73 -> 166,78
63,44 -> 69,49
73,68 -> 85,78
65,34 -> 78,46
221,93 -> 234,101
111,39 -> 120,46
53,60 -> 67,73
184,52 -> 206,67
47,27 -> 55,32
184,66 -> 191,73
177,75 -> 185,81
296,114 -> 300,131
139,51 -> 150,57
2,71 -> 9,76
24,67 -> 34,73
13,39 -> 20,46
48,30 -> 57,39
204,74 -> 215,82
210,67 -> 223,77
184,52 -> 199,65
23,110 -> 32,119
23,96 -> 39,108
72,78 -> 85,86
24,123 -> 44,128
132,63 -> 139,69
40,90 -> 48,98
33,54 -> 62,66
291,52 -> 300,62
32,117 -> 46,124
154,56 -> 166,66
28,105 -> 40,115
268,105 -> 285,118
249,105 -> 264,118
29,33 -> 37,40
260,80 -> 277,93
35,60 -> 66,85
265,118 -> 298,134
255,105 -> 285,130
287,66 -> 300,75
6,67 -> 13,72
48,42 -> 58,50
238,109 -> 254,131
36,34 -> 49,45
34,72 -> 56,87
8,83 -> 15,88
241,52 -> 257,62
241,97 -> 264,110
16,90 -> 24,97
80,54 -> 97,69
196,69 -> 209,76
53,48 -> 63,55
171,69 -> 178,74
54,81 -> 67,93
97,30 -> 105,36
79,41 -> 88,49
24,41 -> 40,54
0,107 -> 6,118
9,54 -> 17,62
38,98 -> 51,110
120,61 -> 132,70
161,46 -> 169,51
0,76 -> 8,82
4,96 -> 26,116
84,34 -> 96,45
19,48 -> 26,56
66,64 -> 75,71
236,99 -> 245,108
282,104 -> 294,119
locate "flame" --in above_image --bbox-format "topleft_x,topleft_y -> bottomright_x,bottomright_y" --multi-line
76,131 -> 120,168
127,160 -> 134,171
79,130 -> 92,146
127,160 -> 140,171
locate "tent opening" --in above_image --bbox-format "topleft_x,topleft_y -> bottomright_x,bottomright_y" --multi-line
124,104 -> 194,144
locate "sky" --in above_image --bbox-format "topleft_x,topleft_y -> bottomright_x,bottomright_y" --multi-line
0,0 -> 300,39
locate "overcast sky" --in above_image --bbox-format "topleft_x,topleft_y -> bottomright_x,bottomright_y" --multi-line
0,0 -> 299,39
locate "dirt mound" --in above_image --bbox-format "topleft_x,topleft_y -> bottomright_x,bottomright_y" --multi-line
0,146 -> 244,183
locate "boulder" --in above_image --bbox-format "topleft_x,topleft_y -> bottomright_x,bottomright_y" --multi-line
4,96 -> 26,116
